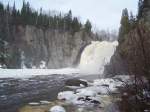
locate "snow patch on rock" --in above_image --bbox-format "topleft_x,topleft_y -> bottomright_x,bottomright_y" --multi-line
50,106 -> 66,112
57,75 -> 130,107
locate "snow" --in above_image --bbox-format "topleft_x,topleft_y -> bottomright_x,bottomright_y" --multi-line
50,106 -> 66,112
113,75 -> 131,82
57,75 -> 130,106
0,68 -> 80,78
93,78 -> 123,92
79,41 -> 118,75
21,51 -> 27,69
28,102 -> 40,106
76,89 -> 97,97
39,61 -> 47,69
66,86 -> 83,89
40,100 -> 50,104
58,91 -> 77,101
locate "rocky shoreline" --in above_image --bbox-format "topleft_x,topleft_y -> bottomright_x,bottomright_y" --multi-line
19,75 -> 130,112
0,74 -> 131,112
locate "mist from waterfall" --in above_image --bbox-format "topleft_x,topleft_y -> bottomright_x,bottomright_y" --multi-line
79,41 -> 118,75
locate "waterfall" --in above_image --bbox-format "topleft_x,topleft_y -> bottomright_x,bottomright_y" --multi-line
79,41 -> 118,75
21,51 -> 27,69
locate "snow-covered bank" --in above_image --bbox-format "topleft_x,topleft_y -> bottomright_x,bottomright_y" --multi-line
56,75 -> 131,111
0,68 -> 80,78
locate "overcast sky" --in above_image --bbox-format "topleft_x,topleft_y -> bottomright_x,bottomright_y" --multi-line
1,0 -> 138,30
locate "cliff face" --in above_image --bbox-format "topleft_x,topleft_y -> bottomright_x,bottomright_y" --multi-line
104,0 -> 150,77
104,49 -> 129,77
7,25 -> 97,68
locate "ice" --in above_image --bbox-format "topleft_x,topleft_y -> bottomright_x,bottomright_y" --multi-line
0,68 -> 80,78
76,88 -> 97,97
50,106 -> 66,112
66,86 -> 82,89
58,91 -> 77,101
39,61 -> 47,69
28,102 -> 40,106
40,100 -> 50,105
93,78 -> 124,92
57,75 -> 131,106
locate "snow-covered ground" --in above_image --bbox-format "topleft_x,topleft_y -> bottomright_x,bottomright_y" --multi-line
0,68 -> 80,78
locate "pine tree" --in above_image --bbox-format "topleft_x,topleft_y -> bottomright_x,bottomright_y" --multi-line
64,10 -> 72,31
129,12 -> 137,29
84,19 -> 92,33
71,17 -> 81,33
12,2 -> 17,25
0,2 -> 4,12
138,0 -> 144,19
0,2 -> 6,66
118,8 -> 130,43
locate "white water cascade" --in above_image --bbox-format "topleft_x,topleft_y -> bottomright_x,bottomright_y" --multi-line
79,41 -> 118,75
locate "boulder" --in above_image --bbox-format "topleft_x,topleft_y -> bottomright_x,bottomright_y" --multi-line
65,79 -> 88,87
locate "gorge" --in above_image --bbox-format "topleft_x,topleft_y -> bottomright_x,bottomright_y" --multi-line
0,0 -> 150,112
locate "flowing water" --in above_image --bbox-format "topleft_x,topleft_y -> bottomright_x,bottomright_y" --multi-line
0,41 -> 120,112
79,41 -> 118,75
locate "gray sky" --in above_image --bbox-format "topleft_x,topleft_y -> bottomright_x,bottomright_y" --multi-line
1,0 -> 138,30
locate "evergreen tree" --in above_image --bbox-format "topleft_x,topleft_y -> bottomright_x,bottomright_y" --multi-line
21,0 -> 26,25
138,0 -> 144,19
84,19 -> 92,33
118,8 -> 130,43
0,2 -> 4,11
0,2 -> 6,66
64,10 -> 72,31
129,12 -> 137,29
71,17 -> 81,33
12,2 -> 17,25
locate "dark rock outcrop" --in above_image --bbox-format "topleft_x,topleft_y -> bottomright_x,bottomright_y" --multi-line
65,79 -> 88,87
104,49 -> 129,77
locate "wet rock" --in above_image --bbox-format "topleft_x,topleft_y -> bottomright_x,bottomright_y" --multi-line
65,79 -> 88,87
77,96 -> 101,105
90,100 -> 101,105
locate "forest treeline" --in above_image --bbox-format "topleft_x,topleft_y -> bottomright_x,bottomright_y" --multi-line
0,1 -> 92,33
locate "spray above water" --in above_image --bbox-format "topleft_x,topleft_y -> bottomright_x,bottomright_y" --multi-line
79,41 -> 118,75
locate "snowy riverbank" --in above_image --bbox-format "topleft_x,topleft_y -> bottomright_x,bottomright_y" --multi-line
0,68 -> 80,79
19,75 -> 131,112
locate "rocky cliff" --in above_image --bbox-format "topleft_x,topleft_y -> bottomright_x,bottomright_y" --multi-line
104,49 -> 129,77
6,25 -> 97,68
104,0 -> 150,77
